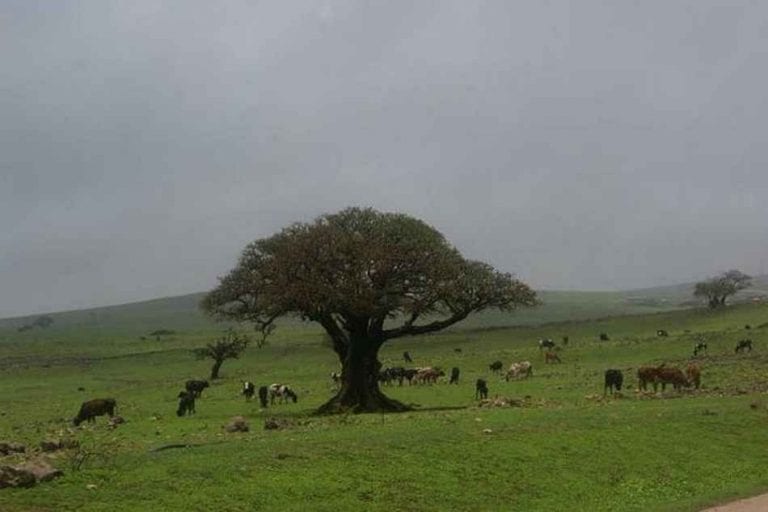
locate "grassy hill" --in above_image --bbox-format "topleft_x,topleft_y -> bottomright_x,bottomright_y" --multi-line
3,275 -> 767,338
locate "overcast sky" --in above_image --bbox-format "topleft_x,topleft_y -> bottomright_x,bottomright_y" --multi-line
2,1 -> 768,318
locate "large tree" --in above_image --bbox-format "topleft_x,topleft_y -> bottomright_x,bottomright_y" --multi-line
193,329 -> 250,380
693,269 -> 752,309
202,207 -> 538,413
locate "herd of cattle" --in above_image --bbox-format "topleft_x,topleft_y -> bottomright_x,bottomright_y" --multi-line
69,331 -> 757,426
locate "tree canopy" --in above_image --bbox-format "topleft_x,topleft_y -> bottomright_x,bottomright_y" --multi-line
693,269 -> 752,309
202,207 -> 538,412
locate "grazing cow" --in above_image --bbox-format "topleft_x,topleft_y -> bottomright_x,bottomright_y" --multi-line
185,379 -> 210,398
544,351 -> 561,364
258,386 -> 269,408
403,351 -> 413,363
403,368 -> 419,385
657,329 -> 669,337
415,367 -> 444,384
489,360 -> 503,374
449,367 -> 460,384
745,324 -> 752,330
176,391 -> 195,416
73,398 -> 117,426
656,367 -> 689,391
454,348 -> 462,353
693,341 -> 708,356
562,336 -> 569,346
505,361 -> 533,381
268,384 -> 298,404
735,339 -> 753,353
637,366 -> 660,392
242,381 -> 255,400
538,338 -> 556,351
604,369 -> 623,395
599,333 -> 610,341
475,379 -> 489,400
686,363 -> 701,389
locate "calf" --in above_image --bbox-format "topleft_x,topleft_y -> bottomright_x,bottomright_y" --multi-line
604,369 -> 623,395
544,351 -> 561,364
686,363 -> 701,389
258,386 -> 269,408
242,381 -> 256,400
735,339 -> 753,353
185,379 -> 210,398
599,332 -> 610,341
489,360 -> 503,374
475,379 -> 489,400
657,329 -> 669,337
449,367 -> 460,384
268,383 -> 298,404
176,391 -> 196,416
73,398 -> 117,426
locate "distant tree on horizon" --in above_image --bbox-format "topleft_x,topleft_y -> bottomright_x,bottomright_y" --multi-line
694,270 -> 752,309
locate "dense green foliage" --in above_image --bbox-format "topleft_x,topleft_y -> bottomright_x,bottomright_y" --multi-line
2,301 -> 768,510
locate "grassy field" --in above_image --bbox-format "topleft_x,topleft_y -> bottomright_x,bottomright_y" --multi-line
2,300 -> 768,511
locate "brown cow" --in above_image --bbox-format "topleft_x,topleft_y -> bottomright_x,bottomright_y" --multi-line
544,351 -> 561,364
686,363 -> 701,389
656,367 -> 689,391
73,398 -> 117,426
637,366 -> 660,392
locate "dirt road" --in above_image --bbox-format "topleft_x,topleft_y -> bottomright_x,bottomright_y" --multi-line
700,493 -> 768,511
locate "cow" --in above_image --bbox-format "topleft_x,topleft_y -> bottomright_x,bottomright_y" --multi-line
656,367 -> 689,391
538,338 -> 556,351
735,339 -> 753,353
489,360 -> 503,374
454,348 -> 463,353
637,366 -> 660,392
657,329 -> 669,337
73,398 -> 117,426
562,336 -> 569,346
686,363 -> 701,389
604,369 -> 623,395
403,368 -> 419,385
403,351 -> 413,363
693,341 -> 708,357
242,381 -> 255,400
599,333 -> 610,341
176,391 -> 195,416
330,372 -> 341,386
475,379 -> 489,400
505,361 -> 533,381
268,384 -> 298,404
415,367 -> 444,384
258,386 -> 269,408
185,379 -> 210,398
544,351 -> 561,364
449,367 -> 460,384
745,324 -> 752,330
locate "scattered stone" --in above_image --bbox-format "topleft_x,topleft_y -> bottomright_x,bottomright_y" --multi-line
0,442 -> 26,456
16,460 -> 63,483
264,418 -> 293,431
482,428 -> 493,434
40,438 -> 79,452
108,416 -> 126,428
225,416 -> 249,433
86,483 -> 98,490
478,397 -> 523,408
0,465 -> 36,489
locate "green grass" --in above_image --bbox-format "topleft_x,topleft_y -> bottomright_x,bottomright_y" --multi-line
2,302 -> 768,511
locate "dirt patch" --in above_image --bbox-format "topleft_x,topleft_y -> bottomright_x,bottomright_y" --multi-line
700,492 -> 768,511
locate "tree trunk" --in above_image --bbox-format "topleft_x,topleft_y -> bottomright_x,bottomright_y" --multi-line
210,359 -> 224,380
317,340 -> 409,414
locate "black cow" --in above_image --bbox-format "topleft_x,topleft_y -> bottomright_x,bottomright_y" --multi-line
599,333 -> 610,341
562,336 -> 569,346
693,341 -> 707,356
242,381 -> 255,400
403,351 -> 413,363
258,386 -> 269,408
656,329 -> 669,337
449,367 -> 460,384
185,379 -> 210,398
73,398 -> 117,426
176,391 -> 195,416
604,369 -> 623,395
475,379 -> 488,400
403,368 -> 419,385
538,338 -> 556,351
489,360 -> 503,374
735,339 -> 753,353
